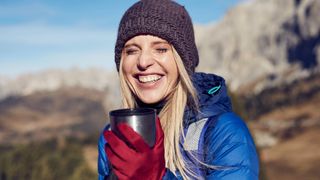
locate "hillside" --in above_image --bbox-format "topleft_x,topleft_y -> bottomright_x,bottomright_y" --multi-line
1,71 -> 320,179
242,72 -> 320,120
0,87 -> 108,145
246,72 -> 320,179
261,127 -> 320,180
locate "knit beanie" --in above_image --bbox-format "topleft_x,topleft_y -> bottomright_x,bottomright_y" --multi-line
114,0 -> 199,75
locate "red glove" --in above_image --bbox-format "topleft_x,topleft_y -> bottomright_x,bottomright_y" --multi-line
104,117 -> 165,180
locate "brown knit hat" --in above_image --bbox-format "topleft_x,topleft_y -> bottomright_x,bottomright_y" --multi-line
114,0 -> 199,75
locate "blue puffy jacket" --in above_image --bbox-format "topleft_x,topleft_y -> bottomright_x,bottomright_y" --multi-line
98,72 -> 259,179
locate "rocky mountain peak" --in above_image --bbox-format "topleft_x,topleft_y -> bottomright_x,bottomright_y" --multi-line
0,67 -> 120,101
195,0 -> 320,94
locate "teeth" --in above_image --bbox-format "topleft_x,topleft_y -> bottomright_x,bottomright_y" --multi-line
139,75 -> 161,83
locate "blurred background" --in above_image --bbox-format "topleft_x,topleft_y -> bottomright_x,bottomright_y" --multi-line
0,0 -> 319,179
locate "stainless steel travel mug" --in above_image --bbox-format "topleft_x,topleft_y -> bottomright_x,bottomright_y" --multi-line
109,108 -> 157,147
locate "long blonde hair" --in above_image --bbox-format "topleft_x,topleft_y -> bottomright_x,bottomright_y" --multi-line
119,46 -> 199,179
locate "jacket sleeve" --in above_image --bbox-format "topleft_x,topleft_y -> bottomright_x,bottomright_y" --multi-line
204,112 -> 259,180
98,125 -> 111,180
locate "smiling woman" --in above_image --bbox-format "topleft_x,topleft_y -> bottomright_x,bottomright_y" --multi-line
98,0 -> 259,179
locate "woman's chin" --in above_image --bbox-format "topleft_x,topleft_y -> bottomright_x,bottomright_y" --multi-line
137,93 -> 164,105
138,98 -> 160,105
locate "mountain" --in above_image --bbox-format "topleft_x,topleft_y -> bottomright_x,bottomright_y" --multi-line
0,68 -> 122,145
0,67 -> 120,104
0,87 -> 108,145
1,1 -> 319,100
195,0 -> 320,94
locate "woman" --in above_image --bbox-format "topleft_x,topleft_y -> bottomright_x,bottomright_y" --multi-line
98,0 -> 259,179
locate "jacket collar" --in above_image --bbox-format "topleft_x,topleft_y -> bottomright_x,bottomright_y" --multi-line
184,72 -> 232,126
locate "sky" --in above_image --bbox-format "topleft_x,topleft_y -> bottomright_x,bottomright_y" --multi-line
0,0 -> 243,77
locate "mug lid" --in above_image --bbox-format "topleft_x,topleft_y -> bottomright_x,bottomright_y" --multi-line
109,108 -> 156,116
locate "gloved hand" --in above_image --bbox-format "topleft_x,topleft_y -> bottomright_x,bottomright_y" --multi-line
104,117 -> 165,180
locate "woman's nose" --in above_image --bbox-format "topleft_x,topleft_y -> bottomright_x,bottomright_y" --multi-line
137,50 -> 154,70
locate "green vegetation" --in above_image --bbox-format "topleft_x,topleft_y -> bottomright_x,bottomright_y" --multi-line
0,138 -> 97,180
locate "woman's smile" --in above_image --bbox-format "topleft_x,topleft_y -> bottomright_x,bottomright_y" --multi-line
136,74 -> 162,83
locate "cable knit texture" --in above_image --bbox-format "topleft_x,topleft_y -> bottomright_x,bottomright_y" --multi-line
114,0 -> 199,75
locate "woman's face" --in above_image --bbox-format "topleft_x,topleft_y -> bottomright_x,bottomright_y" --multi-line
121,35 -> 178,104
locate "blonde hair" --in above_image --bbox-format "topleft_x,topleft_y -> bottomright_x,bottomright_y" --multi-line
119,47 -> 200,179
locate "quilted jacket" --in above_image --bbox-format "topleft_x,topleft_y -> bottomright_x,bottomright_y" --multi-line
98,72 -> 259,179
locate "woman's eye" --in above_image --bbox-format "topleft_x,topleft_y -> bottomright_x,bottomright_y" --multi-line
125,49 -> 138,55
156,48 -> 168,53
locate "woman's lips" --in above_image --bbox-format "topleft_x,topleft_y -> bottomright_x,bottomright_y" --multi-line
134,74 -> 164,89
138,74 -> 162,83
